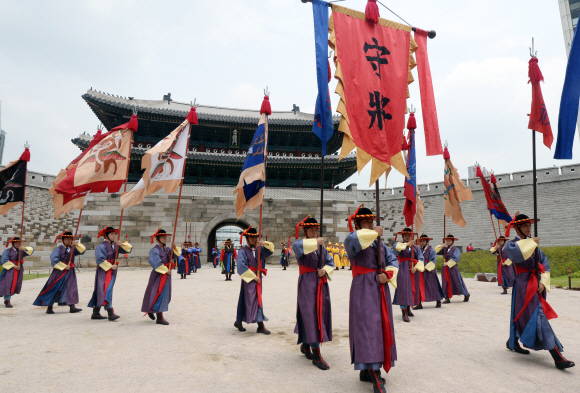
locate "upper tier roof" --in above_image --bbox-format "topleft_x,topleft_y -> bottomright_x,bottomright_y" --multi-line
83,89 -> 341,130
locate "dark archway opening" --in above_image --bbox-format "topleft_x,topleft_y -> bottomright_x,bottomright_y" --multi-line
206,220 -> 250,262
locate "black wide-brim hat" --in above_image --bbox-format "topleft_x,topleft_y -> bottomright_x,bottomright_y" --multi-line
240,226 -> 259,245
296,215 -> 322,238
444,234 -> 458,241
151,228 -> 172,244
5,236 -> 21,248
98,226 -> 120,238
54,230 -> 75,244
511,213 -> 540,226
419,234 -> 433,241
395,227 -> 418,241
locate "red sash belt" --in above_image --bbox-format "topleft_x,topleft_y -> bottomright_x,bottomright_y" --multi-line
497,256 -> 506,286
513,264 -> 557,322
10,260 -> 24,293
398,257 -> 425,304
351,264 -> 394,374
144,263 -> 173,315
299,265 -> 327,342
104,259 -> 116,306
249,265 -> 268,309
39,262 -> 75,296
443,262 -> 453,299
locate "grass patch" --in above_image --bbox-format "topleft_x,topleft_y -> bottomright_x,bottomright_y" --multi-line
550,275 -> 580,288
23,274 -> 50,281
435,246 -> 580,277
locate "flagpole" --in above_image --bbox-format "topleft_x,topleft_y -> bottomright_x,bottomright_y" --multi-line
67,207 -> 84,267
318,154 -> 325,269
170,122 -> 193,267
20,161 -> 28,241
113,129 -> 135,265
375,181 -> 382,274
489,212 -> 498,241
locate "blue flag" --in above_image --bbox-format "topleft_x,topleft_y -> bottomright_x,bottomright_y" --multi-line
311,0 -> 333,156
403,129 -> 417,226
234,113 -> 268,218
555,26 -> 580,159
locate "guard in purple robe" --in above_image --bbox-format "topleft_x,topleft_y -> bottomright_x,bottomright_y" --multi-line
234,227 -> 274,334
178,241 -> 192,279
414,234 -> 443,309
33,231 -> 85,314
392,227 -> 424,322
0,236 -> 34,307
141,228 -> 180,325
88,226 -> 132,321
436,235 -> 470,303
292,216 -> 334,370
491,235 -> 515,295
344,206 -> 399,393
504,213 -> 574,369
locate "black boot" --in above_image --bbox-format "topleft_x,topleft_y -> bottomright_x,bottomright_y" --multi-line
550,347 -> 575,369
69,305 -> 82,313
369,369 -> 387,393
443,297 -> 451,304
257,322 -> 271,335
300,343 -> 313,360
463,294 -> 470,302
311,348 -> 329,370
91,307 -> 106,320
156,313 -> 169,325
46,305 -> 55,314
407,306 -> 414,317
147,312 -> 155,320
234,321 -> 246,332
107,308 -> 120,321
436,300 -> 442,308
402,309 -> 410,322
4,299 -> 13,308
360,370 -> 386,384
413,303 -> 423,310
501,288 -> 508,295
506,339 -> 530,355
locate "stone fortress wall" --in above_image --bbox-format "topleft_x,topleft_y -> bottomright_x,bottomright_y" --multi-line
3,163 -> 579,268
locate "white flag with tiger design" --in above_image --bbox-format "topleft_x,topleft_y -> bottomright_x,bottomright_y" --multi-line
120,119 -> 191,209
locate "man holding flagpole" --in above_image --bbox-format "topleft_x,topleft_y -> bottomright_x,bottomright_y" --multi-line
234,227 -> 274,334
0,237 -> 34,308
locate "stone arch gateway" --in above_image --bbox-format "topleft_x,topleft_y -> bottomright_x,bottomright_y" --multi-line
201,213 -> 257,262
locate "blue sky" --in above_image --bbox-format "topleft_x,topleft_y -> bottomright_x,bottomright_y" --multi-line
0,0 -> 577,189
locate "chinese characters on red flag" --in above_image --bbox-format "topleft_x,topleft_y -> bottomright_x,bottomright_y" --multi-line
331,5 -> 415,182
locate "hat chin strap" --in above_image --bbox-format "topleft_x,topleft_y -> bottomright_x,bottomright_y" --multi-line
515,225 -> 529,239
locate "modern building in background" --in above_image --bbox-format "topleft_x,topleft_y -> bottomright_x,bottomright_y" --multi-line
559,0 -> 579,55
215,225 -> 246,249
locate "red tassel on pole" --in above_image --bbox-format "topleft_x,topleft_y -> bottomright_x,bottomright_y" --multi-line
475,166 -> 483,177
187,107 -> 198,125
443,147 -> 450,160
128,114 -> 139,132
19,148 -> 31,162
260,96 -> 272,116
528,58 -> 544,85
490,174 -> 497,184
365,0 -> 380,24
406,113 -> 417,130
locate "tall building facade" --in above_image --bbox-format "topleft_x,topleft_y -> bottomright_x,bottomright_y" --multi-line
560,0 -> 580,55
0,130 -> 5,165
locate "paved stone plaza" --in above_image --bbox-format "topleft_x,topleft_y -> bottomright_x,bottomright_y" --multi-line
2,264 -> 577,392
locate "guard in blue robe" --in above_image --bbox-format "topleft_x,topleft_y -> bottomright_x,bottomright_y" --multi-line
87,226 -> 132,321
0,236 -> 34,307
220,239 -> 237,281
234,227 -> 274,334
141,229 -> 180,325
33,231 -> 85,314
392,227 -> 424,322
505,213 -> 574,369
178,241 -> 192,279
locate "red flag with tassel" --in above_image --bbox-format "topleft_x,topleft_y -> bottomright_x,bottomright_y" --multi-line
528,57 -> 553,149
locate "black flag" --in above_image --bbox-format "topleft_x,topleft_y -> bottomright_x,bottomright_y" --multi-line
0,156 -> 28,214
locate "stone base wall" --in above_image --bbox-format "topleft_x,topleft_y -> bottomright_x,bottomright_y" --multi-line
5,163 -> 580,269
